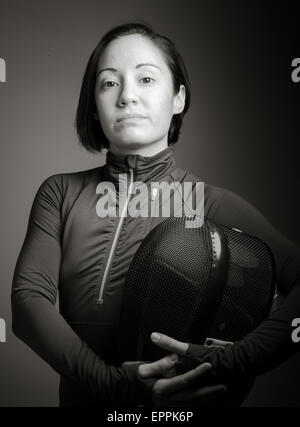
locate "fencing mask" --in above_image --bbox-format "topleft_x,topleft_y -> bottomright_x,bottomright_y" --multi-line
117,216 -> 276,363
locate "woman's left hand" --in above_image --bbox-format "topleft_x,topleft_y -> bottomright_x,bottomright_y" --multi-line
138,333 -> 228,406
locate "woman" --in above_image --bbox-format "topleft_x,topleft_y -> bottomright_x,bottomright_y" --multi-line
11,22 -> 300,408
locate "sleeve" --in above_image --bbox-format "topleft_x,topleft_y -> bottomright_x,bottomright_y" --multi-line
210,188 -> 300,298
188,188 -> 300,379
11,175 -> 145,406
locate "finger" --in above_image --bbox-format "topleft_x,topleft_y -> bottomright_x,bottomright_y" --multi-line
151,332 -> 188,356
121,361 -> 144,367
138,353 -> 179,378
153,362 -> 213,395
163,366 -> 177,379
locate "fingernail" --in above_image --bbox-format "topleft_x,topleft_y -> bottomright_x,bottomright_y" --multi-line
169,353 -> 179,362
151,332 -> 160,342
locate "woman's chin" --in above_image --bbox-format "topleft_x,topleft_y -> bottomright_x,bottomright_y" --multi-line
110,133 -> 166,155
114,138 -> 151,150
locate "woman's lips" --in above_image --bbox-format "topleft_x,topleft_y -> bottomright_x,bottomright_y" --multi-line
117,114 -> 147,122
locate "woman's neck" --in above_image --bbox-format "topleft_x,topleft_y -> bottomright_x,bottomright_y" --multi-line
108,139 -> 168,157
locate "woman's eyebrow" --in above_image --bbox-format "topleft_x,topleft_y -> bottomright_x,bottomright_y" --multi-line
97,63 -> 161,77
97,67 -> 118,77
136,63 -> 161,70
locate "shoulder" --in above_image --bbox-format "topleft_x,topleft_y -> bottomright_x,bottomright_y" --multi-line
36,166 -> 104,200
182,170 -> 275,238
204,183 -> 272,236
180,169 -> 263,231
30,167 -> 105,219
203,182 -> 300,296
178,168 -> 266,233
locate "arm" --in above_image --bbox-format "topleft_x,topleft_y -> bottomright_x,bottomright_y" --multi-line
207,188 -> 300,376
11,175 -> 150,406
153,188 -> 300,381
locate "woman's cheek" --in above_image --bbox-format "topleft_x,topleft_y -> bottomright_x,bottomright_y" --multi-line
151,96 -> 173,125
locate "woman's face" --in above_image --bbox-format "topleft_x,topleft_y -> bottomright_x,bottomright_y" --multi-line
95,34 -> 185,155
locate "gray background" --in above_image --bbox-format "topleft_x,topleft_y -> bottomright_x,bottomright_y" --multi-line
0,0 -> 299,406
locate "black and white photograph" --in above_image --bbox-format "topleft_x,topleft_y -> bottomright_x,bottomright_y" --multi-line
0,0 -> 300,412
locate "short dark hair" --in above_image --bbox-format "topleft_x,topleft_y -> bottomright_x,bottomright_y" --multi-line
75,22 -> 191,153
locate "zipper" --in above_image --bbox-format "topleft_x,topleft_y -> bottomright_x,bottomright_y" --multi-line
96,168 -> 134,305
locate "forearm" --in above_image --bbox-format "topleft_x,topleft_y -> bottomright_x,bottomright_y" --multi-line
185,283 -> 300,380
11,290 -> 136,405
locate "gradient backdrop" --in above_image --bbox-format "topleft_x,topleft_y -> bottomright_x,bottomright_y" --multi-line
0,0 -> 299,407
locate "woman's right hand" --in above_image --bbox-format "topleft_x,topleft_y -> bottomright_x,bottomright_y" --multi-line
122,353 -> 228,407
121,353 -> 179,405
139,359 -> 227,406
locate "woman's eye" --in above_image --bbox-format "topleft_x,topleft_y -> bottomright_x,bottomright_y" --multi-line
140,77 -> 154,84
102,81 -> 118,89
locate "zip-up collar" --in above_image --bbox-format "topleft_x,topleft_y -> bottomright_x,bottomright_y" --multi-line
97,147 -> 177,305
104,146 -> 177,186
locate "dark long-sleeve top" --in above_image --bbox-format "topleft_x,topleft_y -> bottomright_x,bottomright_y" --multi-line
11,147 -> 300,407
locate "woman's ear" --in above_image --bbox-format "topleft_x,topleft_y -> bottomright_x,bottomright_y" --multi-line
173,85 -> 186,115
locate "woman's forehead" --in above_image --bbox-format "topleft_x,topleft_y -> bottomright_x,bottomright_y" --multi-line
97,34 -> 168,71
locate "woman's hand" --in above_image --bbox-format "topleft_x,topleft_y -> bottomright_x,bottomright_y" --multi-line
136,333 -> 228,406
144,332 -> 256,407
121,352 -> 180,405
140,361 -> 227,406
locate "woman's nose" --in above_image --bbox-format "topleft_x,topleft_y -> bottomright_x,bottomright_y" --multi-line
117,81 -> 138,106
